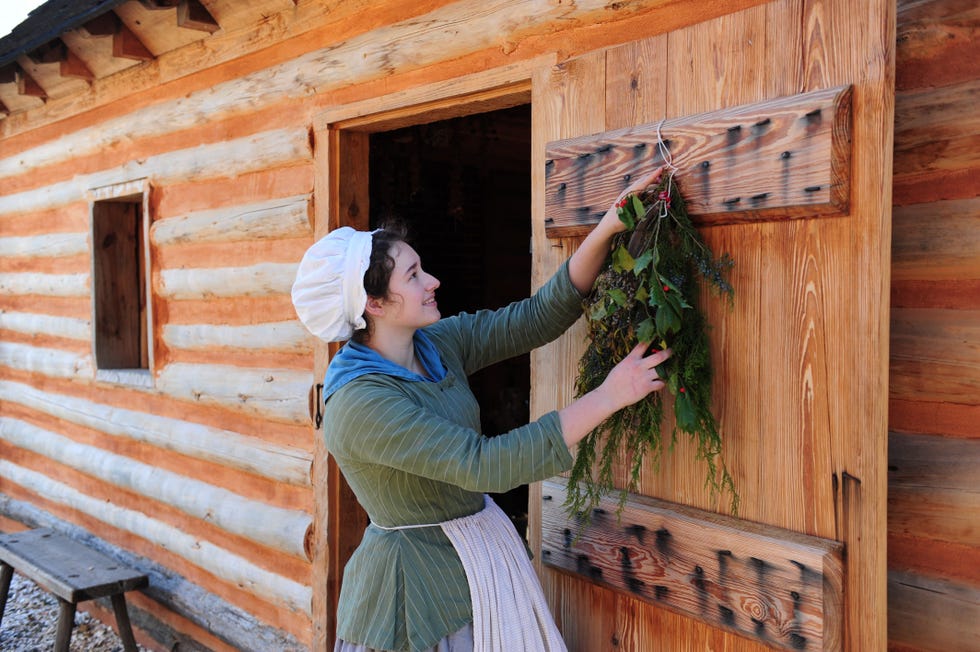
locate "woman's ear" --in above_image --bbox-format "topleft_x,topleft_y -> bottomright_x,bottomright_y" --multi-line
364,296 -> 385,318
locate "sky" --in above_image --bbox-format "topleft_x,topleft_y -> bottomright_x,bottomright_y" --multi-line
0,0 -> 47,39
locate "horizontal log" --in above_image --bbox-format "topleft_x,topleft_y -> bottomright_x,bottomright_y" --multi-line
0,272 -> 89,296
889,485 -> 980,548
888,532 -> 980,586
0,342 -> 92,378
890,308 -> 980,405
889,431 -> 980,490
0,460 -> 312,616
543,85 -> 853,236
889,432 -> 980,548
156,363 -> 311,425
0,380 -> 310,486
0,232 -> 88,257
151,194 -> 312,246
541,478 -> 843,651
155,166 -> 314,218
0,495 -> 308,652
891,279 -> 980,310
158,262 -> 297,299
893,78 -> 980,197
889,397 -> 979,439
0,417 -> 312,560
0,311 -> 89,341
163,321 -> 313,354
895,0 -> 980,91
0,128 -> 310,215
891,196 -> 980,281
887,569 -> 980,652
0,204 -> 89,238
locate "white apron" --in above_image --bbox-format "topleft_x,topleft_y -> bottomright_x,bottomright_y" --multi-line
362,495 -> 567,652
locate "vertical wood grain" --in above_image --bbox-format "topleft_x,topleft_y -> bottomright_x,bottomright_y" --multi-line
311,127 -> 372,649
800,0 -> 895,649
603,36 -> 669,513
531,0 -> 893,648
531,50 -> 614,651
659,2 -> 768,518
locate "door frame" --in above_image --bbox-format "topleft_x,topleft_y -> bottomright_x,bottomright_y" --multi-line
309,53 -> 553,649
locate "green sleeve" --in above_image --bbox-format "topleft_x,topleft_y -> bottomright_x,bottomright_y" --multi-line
327,379 -> 574,493
427,259 -> 585,376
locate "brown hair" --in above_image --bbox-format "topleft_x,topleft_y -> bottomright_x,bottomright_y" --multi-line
351,221 -> 410,343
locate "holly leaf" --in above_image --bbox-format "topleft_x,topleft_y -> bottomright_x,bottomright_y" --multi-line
611,245 -> 635,273
655,303 -> 681,334
675,390 -> 698,431
660,276 -> 692,309
589,301 -> 608,321
648,279 -> 667,308
608,288 -> 628,307
636,317 -> 657,344
617,206 -> 635,230
630,194 -> 646,220
633,249 -> 654,275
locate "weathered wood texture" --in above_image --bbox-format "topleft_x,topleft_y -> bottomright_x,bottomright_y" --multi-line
0,103 -> 315,645
0,528 -> 146,651
541,479 -> 843,651
543,85 -> 853,237
0,0 -> 899,648
888,1 -> 980,649
531,1 -> 893,650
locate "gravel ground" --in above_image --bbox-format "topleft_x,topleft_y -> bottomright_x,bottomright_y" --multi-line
0,572 -> 149,651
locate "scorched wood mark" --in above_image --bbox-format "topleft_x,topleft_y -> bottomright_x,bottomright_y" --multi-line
543,85 -> 853,236
539,478 -> 843,651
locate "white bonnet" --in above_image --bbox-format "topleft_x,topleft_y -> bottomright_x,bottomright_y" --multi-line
291,227 -> 379,342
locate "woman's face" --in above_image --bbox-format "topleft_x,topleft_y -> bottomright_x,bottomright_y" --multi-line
377,241 -> 441,330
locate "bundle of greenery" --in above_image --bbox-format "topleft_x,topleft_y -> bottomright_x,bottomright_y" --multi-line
569,173 -> 739,517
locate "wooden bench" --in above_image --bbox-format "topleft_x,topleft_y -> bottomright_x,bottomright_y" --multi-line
0,528 -> 148,652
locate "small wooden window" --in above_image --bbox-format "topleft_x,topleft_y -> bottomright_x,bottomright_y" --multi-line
92,193 -> 150,372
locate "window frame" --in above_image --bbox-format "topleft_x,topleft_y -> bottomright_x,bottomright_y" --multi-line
88,178 -> 154,388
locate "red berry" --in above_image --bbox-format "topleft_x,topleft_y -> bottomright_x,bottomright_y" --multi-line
679,387 -> 686,393
663,285 -> 670,292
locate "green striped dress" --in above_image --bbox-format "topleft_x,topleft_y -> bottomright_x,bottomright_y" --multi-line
324,261 -> 584,651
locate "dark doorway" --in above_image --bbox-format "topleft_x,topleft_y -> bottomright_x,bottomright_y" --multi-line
368,105 -> 533,538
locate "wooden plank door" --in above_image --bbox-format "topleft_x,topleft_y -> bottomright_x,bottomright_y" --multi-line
528,1 -> 894,650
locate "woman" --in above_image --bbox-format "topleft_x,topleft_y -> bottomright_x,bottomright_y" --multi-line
291,169 -> 670,652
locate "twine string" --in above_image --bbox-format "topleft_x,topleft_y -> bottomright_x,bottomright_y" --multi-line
655,117 -> 678,219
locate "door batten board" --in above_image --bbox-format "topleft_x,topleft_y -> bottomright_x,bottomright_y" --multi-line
541,478 -> 844,651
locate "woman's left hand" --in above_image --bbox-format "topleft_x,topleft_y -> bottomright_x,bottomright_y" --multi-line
598,166 -> 664,234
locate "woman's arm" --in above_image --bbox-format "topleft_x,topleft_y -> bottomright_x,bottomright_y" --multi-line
567,167 -> 663,294
559,343 -> 671,447
563,166 -> 669,445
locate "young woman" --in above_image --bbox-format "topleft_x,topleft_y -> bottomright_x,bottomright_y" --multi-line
291,169 -> 670,652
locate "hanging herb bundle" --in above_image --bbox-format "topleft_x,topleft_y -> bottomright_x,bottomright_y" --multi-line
568,173 -> 739,516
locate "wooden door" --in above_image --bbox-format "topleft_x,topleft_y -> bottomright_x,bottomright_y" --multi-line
528,1 -> 894,650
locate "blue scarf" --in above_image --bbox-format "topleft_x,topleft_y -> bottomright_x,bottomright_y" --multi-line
322,329 -> 447,402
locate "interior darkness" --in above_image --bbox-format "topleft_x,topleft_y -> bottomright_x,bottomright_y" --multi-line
369,105 -> 533,539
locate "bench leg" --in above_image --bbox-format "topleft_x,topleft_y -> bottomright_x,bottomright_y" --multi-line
54,599 -> 76,652
111,593 -> 139,652
0,562 -> 12,629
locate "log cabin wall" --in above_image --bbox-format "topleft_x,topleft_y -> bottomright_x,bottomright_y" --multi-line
888,1 -> 980,650
0,0 -> 898,650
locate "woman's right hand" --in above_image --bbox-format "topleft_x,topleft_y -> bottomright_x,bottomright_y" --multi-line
559,343 -> 672,447
599,342 -> 672,411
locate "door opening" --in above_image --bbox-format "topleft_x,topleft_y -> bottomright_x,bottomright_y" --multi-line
368,104 -> 533,538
